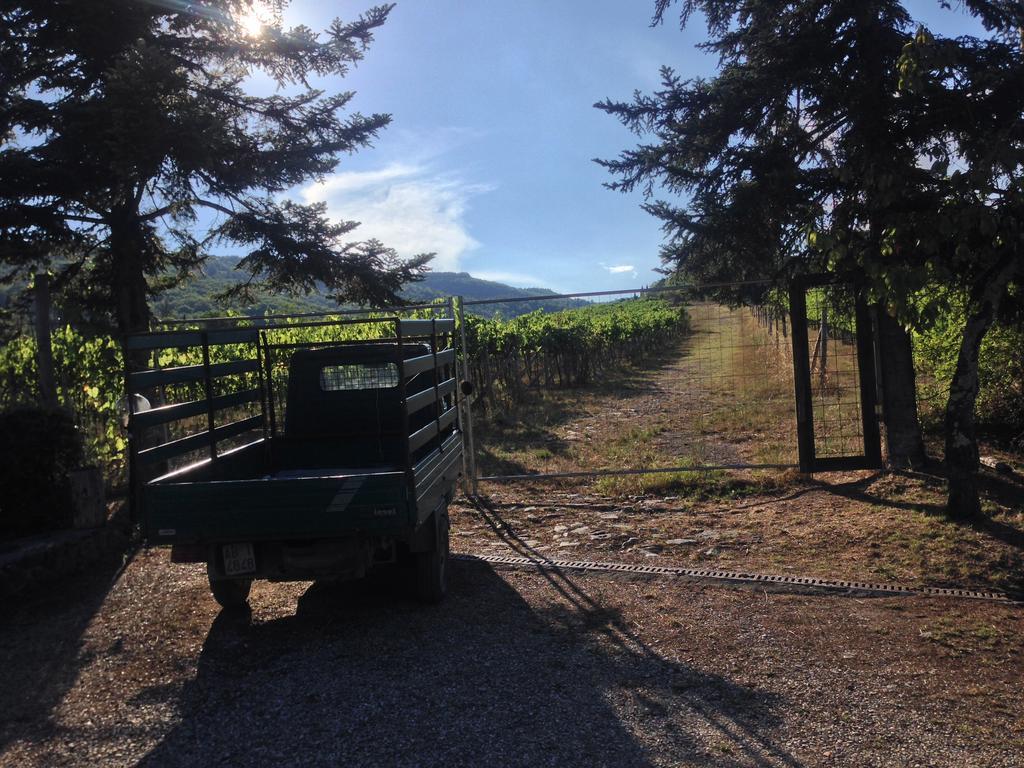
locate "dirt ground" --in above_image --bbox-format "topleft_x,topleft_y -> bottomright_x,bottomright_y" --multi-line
3,325 -> 1023,767
468,315 -> 1024,597
2,499 -> 1023,767
452,470 -> 1024,598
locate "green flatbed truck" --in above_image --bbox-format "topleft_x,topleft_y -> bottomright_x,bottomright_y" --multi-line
125,316 -> 463,608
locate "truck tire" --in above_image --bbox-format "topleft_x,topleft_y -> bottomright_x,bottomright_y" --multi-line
207,566 -> 252,610
414,507 -> 449,603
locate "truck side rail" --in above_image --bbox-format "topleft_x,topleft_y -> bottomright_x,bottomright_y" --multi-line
406,378 -> 456,416
396,318 -> 460,487
408,408 -> 459,452
124,328 -> 267,479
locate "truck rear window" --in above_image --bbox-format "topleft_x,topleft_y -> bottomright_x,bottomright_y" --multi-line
320,363 -> 400,391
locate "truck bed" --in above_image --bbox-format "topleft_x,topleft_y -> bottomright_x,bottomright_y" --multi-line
128,326 -> 463,550
142,432 -> 462,545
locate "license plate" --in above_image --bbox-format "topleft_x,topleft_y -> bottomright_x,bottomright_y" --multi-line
222,542 -> 255,576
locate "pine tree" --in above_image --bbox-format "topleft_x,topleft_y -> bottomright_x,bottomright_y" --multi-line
597,0 -> 1022,516
896,10 -> 1024,516
0,1 -> 429,342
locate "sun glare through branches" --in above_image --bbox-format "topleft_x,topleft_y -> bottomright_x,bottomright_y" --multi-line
236,1 -> 274,37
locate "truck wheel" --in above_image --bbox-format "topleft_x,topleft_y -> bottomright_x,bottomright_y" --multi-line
414,507 -> 449,603
207,566 -> 252,610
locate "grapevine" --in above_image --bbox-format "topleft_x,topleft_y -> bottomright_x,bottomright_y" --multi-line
0,299 -> 688,480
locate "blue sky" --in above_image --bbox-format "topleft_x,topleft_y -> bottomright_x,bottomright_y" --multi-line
264,1 -> 986,293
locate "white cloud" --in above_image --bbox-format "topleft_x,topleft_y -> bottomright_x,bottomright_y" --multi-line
299,161 -> 491,272
601,263 -> 639,279
310,163 -> 422,195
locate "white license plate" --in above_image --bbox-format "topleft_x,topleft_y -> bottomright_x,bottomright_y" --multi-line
222,542 -> 256,576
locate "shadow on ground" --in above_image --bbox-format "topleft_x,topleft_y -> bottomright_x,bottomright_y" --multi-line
139,556 -> 798,767
818,470 -> 1024,545
0,547 -> 132,752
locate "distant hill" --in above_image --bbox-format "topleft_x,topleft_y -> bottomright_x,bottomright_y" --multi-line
151,257 -> 588,320
402,271 -> 588,317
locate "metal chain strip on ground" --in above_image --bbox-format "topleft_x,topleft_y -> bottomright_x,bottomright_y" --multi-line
453,552 -> 1019,605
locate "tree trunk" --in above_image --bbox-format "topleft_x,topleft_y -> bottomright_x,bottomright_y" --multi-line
812,306 -> 829,386
874,309 -> 926,468
112,249 -> 150,339
944,258 -> 1019,518
33,272 -> 59,409
109,215 -> 152,372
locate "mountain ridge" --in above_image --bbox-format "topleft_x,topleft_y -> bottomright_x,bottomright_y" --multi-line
151,257 -> 588,319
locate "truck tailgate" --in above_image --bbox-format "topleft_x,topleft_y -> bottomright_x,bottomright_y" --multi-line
144,471 -> 410,544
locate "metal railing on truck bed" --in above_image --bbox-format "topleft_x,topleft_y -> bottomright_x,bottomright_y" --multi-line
125,314 -> 462,521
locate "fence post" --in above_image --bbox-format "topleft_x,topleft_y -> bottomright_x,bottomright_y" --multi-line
456,296 -> 478,496
818,305 -> 829,385
33,272 -> 58,409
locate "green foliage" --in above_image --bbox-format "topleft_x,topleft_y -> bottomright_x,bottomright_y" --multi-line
463,299 -> 688,403
0,329 -> 125,479
0,407 -> 83,539
914,296 -> 1024,444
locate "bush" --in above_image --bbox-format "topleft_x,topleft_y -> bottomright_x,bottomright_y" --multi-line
0,328 -> 125,483
0,407 -> 83,540
914,294 -> 1024,448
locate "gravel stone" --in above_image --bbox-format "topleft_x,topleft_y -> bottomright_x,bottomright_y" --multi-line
1,519 -> 1022,767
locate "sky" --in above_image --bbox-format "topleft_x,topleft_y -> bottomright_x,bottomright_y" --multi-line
258,0 -> 987,293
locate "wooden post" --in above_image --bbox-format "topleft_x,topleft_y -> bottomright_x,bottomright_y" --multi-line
789,280 -> 815,473
456,297 -> 478,496
34,272 -> 58,409
819,305 -> 829,385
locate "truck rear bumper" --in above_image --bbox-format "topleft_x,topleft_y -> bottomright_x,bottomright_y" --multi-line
206,536 -> 396,583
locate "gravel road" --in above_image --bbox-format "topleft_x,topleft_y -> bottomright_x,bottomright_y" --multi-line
2,531 -> 1022,767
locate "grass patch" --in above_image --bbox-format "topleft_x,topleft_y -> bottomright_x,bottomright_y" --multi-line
591,439 -> 771,498
919,618 -> 1004,655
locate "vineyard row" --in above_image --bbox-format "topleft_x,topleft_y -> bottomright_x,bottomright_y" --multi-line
0,298 -> 689,479
462,299 -> 688,407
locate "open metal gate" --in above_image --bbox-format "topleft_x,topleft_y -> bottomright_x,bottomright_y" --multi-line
454,277 -> 884,492
788,276 -> 882,473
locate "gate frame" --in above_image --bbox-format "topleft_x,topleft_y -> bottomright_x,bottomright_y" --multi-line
788,274 -> 883,474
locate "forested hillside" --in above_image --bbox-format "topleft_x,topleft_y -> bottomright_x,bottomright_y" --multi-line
150,257 -> 588,320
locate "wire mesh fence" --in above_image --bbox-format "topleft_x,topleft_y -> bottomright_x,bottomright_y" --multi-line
462,283 -> 807,490
2,275 -> 880,493
803,284 -> 868,460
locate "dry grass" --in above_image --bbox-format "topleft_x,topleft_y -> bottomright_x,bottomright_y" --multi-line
472,305 -> 800,490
